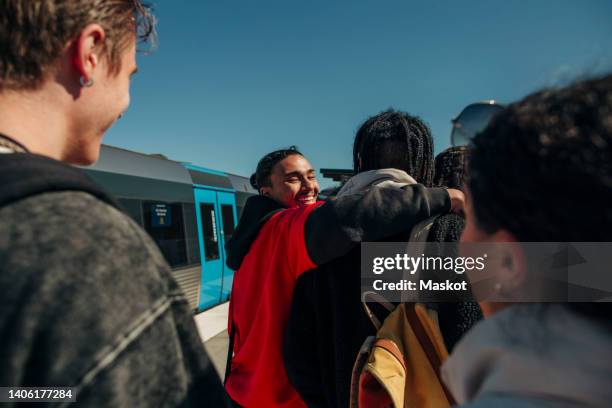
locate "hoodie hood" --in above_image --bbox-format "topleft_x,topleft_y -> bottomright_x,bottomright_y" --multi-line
336,168 -> 417,197
225,195 -> 284,270
442,304 -> 612,407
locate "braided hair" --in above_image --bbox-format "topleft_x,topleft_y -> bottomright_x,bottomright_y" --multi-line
434,146 -> 468,190
250,146 -> 303,192
353,109 -> 434,186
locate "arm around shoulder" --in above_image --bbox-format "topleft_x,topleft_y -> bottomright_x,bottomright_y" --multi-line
304,184 -> 451,265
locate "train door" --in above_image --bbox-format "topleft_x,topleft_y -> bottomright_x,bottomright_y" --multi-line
216,191 -> 238,301
194,188 -> 224,311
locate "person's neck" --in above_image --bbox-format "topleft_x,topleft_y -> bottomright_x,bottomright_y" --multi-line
0,85 -> 71,161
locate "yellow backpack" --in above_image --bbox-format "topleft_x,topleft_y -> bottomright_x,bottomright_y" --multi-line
349,293 -> 456,408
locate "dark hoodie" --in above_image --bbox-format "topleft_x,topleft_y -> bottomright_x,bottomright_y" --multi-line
225,185 -> 450,407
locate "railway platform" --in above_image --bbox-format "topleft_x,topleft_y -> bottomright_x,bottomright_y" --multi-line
196,302 -> 230,378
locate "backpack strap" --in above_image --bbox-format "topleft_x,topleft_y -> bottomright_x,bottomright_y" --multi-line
361,291 -> 395,330
0,153 -> 120,210
404,304 -> 457,406
401,215 -> 440,303
408,215 -> 439,243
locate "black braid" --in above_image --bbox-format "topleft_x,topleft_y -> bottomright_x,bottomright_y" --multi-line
353,109 -> 434,186
434,146 -> 467,190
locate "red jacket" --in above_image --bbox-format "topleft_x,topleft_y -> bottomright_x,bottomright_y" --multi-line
227,202 -> 323,407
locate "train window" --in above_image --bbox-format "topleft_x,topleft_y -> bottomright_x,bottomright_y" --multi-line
220,205 -> 236,243
117,198 -> 143,226
143,201 -> 188,268
183,203 -> 201,265
200,204 -> 220,261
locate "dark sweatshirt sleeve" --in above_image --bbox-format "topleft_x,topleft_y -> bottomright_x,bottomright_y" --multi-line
305,184 -> 450,265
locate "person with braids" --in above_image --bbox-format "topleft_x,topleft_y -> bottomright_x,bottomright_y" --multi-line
284,109 -> 448,408
225,144 -> 465,407
352,109 -> 435,182
433,146 -> 468,191
427,146 -> 483,352
441,75 -> 612,407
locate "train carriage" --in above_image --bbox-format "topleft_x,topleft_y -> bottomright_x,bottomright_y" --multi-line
82,145 -> 256,312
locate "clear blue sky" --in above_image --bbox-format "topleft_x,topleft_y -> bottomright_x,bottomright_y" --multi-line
103,0 -> 612,188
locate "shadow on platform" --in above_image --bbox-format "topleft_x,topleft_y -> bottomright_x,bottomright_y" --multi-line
204,330 -> 229,378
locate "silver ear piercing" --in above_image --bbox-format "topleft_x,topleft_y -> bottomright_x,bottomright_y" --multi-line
79,76 -> 94,87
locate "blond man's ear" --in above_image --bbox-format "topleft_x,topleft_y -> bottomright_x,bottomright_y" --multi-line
72,24 -> 106,85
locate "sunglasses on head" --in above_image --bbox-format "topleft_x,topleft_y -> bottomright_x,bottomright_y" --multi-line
451,101 -> 504,147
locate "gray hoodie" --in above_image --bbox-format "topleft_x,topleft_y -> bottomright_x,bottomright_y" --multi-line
442,304 -> 612,408
336,168 -> 417,197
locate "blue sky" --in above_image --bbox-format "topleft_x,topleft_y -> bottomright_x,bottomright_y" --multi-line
103,0 -> 612,188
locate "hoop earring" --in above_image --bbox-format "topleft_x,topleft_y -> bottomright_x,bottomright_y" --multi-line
79,76 -> 94,88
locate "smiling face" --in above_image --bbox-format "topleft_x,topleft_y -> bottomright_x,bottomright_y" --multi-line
261,154 -> 320,208
95,36 -> 137,137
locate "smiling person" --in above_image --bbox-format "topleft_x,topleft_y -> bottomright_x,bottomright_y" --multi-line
225,146 -> 465,407
253,146 -> 320,207
0,1 -> 227,406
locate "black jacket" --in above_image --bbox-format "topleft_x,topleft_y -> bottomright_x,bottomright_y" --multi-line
284,247 -> 370,408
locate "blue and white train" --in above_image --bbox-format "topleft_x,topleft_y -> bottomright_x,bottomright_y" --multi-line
82,145 -> 256,312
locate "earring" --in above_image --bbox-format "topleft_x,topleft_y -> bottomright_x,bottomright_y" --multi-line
494,282 -> 503,293
79,76 -> 94,88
